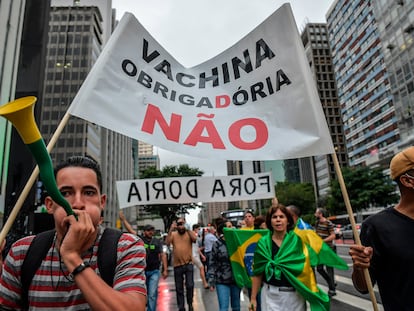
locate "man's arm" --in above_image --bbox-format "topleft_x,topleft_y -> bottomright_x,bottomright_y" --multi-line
187,227 -> 197,243
161,252 -> 168,278
61,212 -> 146,311
119,211 -> 137,235
324,222 -> 336,243
165,222 -> 177,245
250,275 -> 263,311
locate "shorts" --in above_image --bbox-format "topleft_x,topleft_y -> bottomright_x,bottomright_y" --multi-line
192,255 -> 203,269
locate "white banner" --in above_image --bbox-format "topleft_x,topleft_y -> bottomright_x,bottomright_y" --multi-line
69,3 -> 334,160
116,172 -> 274,208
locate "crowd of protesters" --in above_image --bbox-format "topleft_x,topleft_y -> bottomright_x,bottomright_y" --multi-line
3,149 -> 404,311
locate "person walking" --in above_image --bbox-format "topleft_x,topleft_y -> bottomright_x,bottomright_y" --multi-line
287,205 -> 312,229
119,212 -> 168,311
241,210 -> 262,311
203,226 -> 218,281
250,204 -> 306,311
166,218 -> 197,311
209,223 -> 242,311
192,224 -> 209,289
0,156 -> 146,310
349,146 -> 414,311
314,207 -> 337,296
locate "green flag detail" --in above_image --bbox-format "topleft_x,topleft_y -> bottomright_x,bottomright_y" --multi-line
253,230 -> 348,311
223,228 -> 269,288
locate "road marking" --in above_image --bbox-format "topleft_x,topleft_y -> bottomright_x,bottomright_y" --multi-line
194,288 -> 205,311
335,274 -> 379,294
319,283 -> 383,310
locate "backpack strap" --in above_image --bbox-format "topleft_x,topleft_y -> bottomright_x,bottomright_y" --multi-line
20,228 -> 122,308
21,229 -> 56,310
97,228 -> 122,286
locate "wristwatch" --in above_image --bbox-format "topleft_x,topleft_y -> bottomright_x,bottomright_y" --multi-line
70,262 -> 91,279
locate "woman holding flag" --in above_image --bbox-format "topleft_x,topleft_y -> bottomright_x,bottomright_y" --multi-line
250,204 -> 306,310
250,203 -> 347,311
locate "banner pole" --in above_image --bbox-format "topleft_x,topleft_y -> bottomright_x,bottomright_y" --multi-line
331,152 -> 379,311
0,111 -> 71,246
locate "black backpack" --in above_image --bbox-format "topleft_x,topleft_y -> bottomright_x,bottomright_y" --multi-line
21,228 -> 122,309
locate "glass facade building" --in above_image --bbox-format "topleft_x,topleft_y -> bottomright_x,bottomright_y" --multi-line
42,5 -> 134,227
372,0 -> 414,148
327,1 -> 399,167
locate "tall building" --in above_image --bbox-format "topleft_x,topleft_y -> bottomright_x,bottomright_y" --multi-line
0,0 -> 26,218
137,154 -> 160,177
41,3 -> 133,227
2,1 -> 51,236
327,1 -> 399,167
263,160 -> 285,184
371,0 -> 414,154
226,160 -> 265,214
138,141 -> 153,156
301,23 -> 348,200
137,141 -> 159,176
198,201 -> 228,226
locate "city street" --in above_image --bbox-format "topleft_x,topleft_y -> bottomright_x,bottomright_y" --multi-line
156,239 -> 384,310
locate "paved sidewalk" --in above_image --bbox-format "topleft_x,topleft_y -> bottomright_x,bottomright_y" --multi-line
201,285 -> 251,311
156,265 -> 252,310
156,266 -> 205,311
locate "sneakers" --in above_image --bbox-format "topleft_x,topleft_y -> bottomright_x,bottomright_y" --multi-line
328,290 -> 336,297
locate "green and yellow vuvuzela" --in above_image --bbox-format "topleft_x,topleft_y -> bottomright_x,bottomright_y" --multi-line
0,96 -> 75,218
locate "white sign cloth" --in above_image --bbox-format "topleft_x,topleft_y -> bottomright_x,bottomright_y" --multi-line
68,3 -> 334,160
116,172 -> 274,207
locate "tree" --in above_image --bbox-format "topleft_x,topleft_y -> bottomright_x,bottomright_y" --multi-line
274,181 -> 316,220
140,164 -> 204,231
326,166 -> 399,215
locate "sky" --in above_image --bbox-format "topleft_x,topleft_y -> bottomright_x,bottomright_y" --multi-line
111,0 -> 334,178
111,0 -> 334,225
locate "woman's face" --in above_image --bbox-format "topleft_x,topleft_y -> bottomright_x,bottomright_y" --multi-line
270,208 -> 288,233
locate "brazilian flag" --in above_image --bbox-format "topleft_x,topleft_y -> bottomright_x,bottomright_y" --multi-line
223,228 -> 269,288
253,230 -> 348,311
294,228 -> 349,269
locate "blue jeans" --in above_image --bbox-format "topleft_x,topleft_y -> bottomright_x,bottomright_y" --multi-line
216,283 -> 241,311
174,263 -> 194,311
145,269 -> 160,311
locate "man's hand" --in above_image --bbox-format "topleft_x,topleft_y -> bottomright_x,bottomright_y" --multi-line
349,244 -> 373,269
119,211 -> 125,221
60,211 -> 98,272
169,222 -> 177,233
0,239 -> 5,254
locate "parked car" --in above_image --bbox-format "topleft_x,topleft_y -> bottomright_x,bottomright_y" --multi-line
341,223 -> 361,240
334,224 -> 343,239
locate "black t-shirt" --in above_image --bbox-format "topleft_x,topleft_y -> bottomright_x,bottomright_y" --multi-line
141,236 -> 163,271
263,240 -> 292,287
361,207 -> 414,311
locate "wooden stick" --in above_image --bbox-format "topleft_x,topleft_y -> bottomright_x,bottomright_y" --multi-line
0,111 -> 71,246
332,152 -> 379,311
